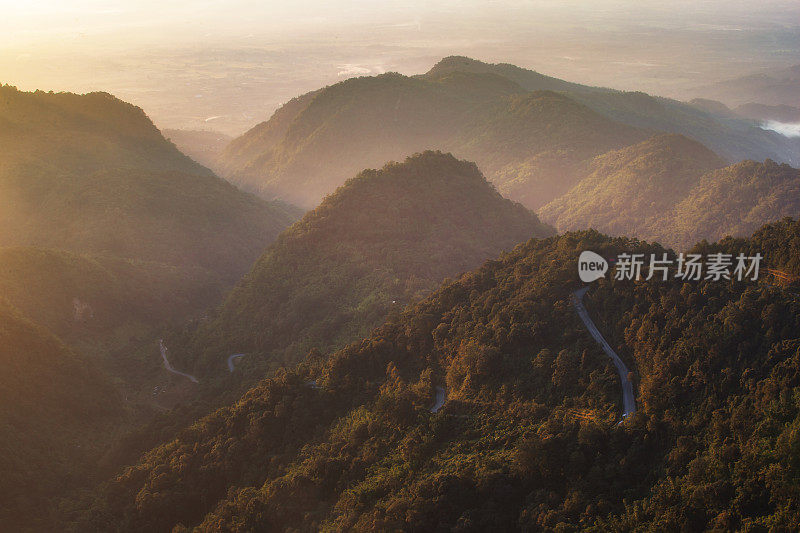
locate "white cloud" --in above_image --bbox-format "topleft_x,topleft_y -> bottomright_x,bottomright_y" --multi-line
761,120 -> 800,138
336,64 -> 383,77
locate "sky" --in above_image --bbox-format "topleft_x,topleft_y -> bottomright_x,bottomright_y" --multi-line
1,0 -> 798,135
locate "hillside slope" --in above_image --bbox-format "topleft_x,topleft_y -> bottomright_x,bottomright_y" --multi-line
672,159 -> 800,247
186,151 -> 552,378
217,69 -> 646,209
0,86 -> 298,282
427,57 -> 798,167
0,300 -> 123,530
217,57 -> 797,211
541,137 -> 799,249
0,246 -> 228,388
75,219 -> 800,531
539,134 -> 726,240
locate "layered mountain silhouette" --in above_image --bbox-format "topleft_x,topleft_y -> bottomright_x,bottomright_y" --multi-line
0,87 -> 304,527
77,219 -> 800,532
187,151 -> 552,377
6,57 -> 800,532
540,134 -> 800,248
217,57 -> 798,209
0,86 -> 298,283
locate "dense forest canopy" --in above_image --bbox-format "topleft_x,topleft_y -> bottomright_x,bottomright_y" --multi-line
0,85 -> 302,529
541,135 -> 800,249
71,218 -> 800,531
0,299 -> 123,531
0,85 -> 299,282
184,151 -> 552,381
2,52 -> 798,533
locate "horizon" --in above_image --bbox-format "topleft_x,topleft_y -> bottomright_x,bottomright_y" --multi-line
3,2 -> 800,530
2,0 -> 798,135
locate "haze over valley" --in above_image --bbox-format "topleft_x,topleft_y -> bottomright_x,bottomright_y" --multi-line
1,1 -> 800,531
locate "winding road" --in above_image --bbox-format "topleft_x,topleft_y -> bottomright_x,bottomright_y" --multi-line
430,386 -> 446,413
573,287 -> 635,421
159,339 -> 199,383
227,353 -> 245,372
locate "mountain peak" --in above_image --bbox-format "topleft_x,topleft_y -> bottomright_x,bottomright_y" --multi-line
192,151 -> 551,375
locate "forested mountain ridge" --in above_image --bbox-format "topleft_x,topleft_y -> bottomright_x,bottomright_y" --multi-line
217,57 -> 798,209
541,136 -> 800,249
183,151 -> 552,379
0,85 -> 299,282
539,134 -> 726,239
0,86 -> 205,174
0,247 -> 223,379
216,68 -> 648,208
672,159 -> 800,248
0,86 -> 301,528
0,299 -> 123,531
72,218 -> 800,531
425,57 -> 798,167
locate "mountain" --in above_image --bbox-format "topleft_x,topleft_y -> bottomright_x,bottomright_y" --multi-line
75,219 -> 800,531
539,134 -> 726,241
0,247 -> 224,380
453,90 -> 646,209
0,87 -> 303,526
0,85 -> 299,282
671,159 -> 800,247
163,128 -> 232,170
540,136 -> 800,249
687,98 -> 741,119
218,72 -> 584,208
0,299 -> 123,530
216,57 -> 798,210
691,63 -> 800,107
422,55 -> 594,94
183,151 -> 552,379
426,57 -> 798,167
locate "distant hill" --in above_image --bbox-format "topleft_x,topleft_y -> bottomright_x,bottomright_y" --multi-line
163,128 -> 232,170
672,159 -> 800,247
0,86 -> 299,282
76,219 -> 800,532
686,99 -> 800,129
423,55 -> 594,94
217,57 -> 798,209
691,63 -> 800,107
186,151 -> 552,378
686,98 -> 741,119
540,134 -> 800,249
539,134 -> 726,242
0,299 -> 122,530
218,70 -> 645,209
427,57 -> 798,167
